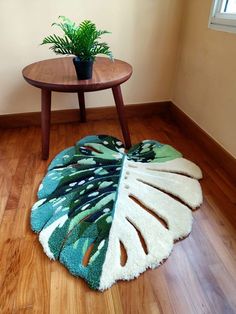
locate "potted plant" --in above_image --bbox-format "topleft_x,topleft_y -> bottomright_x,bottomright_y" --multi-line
41,16 -> 113,80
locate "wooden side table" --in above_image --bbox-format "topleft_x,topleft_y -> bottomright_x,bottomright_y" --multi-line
22,57 -> 132,159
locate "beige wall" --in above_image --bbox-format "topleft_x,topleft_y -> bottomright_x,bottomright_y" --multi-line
172,0 -> 236,158
0,0 -> 183,115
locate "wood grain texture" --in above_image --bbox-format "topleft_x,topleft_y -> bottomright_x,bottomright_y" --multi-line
41,89 -> 51,160
22,57 -> 132,92
0,116 -> 236,313
78,92 -> 86,123
112,85 -> 131,148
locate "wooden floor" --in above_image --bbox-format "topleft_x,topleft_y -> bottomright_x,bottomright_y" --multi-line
0,115 -> 236,314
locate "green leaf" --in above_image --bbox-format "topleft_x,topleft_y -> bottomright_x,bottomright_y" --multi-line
41,17 -> 113,60
31,135 -> 203,290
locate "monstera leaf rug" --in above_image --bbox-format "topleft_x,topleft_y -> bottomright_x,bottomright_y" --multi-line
31,135 -> 203,291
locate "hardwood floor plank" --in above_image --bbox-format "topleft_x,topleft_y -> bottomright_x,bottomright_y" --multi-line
181,223 -> 235,314
50,263 -> 83,314
210,263 -> 236,311
203,195 -> 236,260
200,219 -> 236,280
13,238 -> 51,314
110,286 -> 124,314
0,239 -> 21,313
147,269 -> 175,314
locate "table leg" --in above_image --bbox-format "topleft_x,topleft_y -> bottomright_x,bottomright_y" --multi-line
112,85 -> 131,149
77,92 -> 86,122
41,89 -> 51,160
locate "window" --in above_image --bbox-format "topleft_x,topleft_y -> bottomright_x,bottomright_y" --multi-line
209,0 -> 236,33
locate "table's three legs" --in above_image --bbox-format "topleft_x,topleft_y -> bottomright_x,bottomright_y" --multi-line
77,92 -> 86,122
41,89 -> 51,160
112,85 -> 131,149
41,85 -> 131,160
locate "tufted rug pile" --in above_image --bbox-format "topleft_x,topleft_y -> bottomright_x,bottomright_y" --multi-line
31,135 -> 203,291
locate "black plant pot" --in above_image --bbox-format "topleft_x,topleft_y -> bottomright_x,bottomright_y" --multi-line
73,57 -> 94,80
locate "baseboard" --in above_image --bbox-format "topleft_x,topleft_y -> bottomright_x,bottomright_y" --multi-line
169,102 -> 236,184
0,102 -> 169,128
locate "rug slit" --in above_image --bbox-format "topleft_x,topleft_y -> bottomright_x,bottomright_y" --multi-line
129,195 -> 169,230
83,242 -> 95,266
126,217 -> 149,255
119,241 -> 128,266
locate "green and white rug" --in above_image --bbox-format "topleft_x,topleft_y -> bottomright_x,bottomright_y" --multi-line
31,135 -> 203,291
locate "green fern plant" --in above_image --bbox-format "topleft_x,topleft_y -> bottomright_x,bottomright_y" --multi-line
41,16 -> 113,61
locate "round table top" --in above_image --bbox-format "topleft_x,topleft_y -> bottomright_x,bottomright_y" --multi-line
22,57 -> 132,92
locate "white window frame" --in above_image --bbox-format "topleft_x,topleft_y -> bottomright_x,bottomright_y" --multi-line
209,0 -> 236,33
